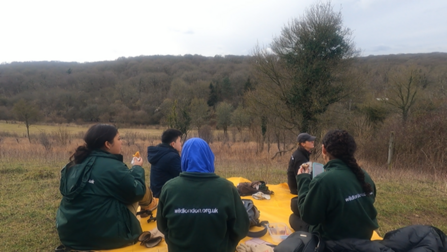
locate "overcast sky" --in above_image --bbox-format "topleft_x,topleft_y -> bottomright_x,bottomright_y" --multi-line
1,0 -> 446,63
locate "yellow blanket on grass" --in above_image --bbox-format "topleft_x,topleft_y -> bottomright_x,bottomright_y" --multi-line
100,177 -> 382,252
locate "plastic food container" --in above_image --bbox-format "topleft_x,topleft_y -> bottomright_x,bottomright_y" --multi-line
267,222 -> 293,243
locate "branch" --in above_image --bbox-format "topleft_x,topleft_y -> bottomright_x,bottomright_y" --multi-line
271,144 -> 297,160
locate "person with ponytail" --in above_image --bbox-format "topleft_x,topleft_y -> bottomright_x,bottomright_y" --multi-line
295,129 -> 378,241
56,124 -> 149,250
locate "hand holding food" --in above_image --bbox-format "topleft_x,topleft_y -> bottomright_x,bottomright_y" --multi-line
297,162 -> 311,175
131,151 -> 143,166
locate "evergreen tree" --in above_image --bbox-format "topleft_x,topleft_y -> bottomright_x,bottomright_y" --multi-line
207,83 -> 219,107
244,77 -> 253,92
252,2 -> 356,132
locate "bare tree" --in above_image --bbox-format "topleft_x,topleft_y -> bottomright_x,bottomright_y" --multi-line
189,98 -> 209,130
216,102 -> 233,136
13,99 -> 41,142
386,68 -> 420,125
230,105 -> 250,134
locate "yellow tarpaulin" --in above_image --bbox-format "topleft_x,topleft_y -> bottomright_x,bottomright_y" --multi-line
99,177 -> 381,252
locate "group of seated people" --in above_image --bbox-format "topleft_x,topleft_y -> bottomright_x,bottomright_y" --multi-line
55,124 -> 379,251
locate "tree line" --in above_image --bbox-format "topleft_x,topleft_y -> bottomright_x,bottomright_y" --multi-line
2,53 -> 446,130
1,2 -> 446,170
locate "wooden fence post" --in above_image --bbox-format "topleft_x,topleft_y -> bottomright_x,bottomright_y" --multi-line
387,131 -> 395,169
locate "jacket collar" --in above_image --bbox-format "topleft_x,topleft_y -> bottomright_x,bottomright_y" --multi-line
298,146 -> 311,159
158,143 -> 178,152
179,172 -> 218,179
90,149 -> 124,162
324,159 -> 349,171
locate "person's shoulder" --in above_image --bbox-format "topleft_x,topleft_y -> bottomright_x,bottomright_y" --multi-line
361,169 -> 375,183
217,176 -> 232,184
158,151 -> 179,164
161,175 -> 183,188
163,148 -> 180,158
289,148 -> 300,160
147,145 -> 157,151
93,153 -> 123,165
292,148 -> 301,156
314,165 -> 355,188
92,153 -> 126,171
213,177 -> 238,189
293,148 -> 308,158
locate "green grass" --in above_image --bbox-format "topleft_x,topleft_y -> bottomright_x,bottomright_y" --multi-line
0,162 -> 62,252
374,178 -> 447,236
2,160 -> 447,251
1,124 -> 447,251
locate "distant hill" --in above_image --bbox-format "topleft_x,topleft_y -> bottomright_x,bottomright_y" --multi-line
1,53 -> 446,125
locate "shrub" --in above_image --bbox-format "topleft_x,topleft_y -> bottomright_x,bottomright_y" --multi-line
361,109 -> 447,173
38,132 -> 52,151
198,125 -> 213,144
52,127 -> 70,145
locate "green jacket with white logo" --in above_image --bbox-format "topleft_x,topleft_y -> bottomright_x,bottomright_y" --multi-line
297,159 -> 378,240
157,172 -> 249,252
56,150 -> 146,250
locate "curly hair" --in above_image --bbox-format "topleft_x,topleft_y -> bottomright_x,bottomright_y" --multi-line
322,129 -> 373,195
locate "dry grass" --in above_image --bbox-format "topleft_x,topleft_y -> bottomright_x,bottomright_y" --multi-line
364,165 -> 447,235
0,121 -> 87,135
212,141 -> 290,183
1,125 -> 447,251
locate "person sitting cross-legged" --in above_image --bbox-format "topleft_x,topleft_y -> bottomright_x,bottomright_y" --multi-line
295,129 -> 378,240
157,138 -> 249,252
56,124 -> 151,250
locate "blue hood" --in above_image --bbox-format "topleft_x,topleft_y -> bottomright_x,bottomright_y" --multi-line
181,138 -> 215,173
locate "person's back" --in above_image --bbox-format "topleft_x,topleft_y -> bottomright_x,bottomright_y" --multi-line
148,129 -> 182,198
56,124 -> 146,250
296,129 -> 378,241
157,138 -> 249,252
298,159 -> 378,240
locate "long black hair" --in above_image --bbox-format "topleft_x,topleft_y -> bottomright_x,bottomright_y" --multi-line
69,124 -> 118,165
322,129 -> 373,195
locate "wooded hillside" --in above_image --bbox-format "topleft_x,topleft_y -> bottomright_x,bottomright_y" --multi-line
2,52 -> 447,170
1,53 -> 446,126
0,55 -> 253,125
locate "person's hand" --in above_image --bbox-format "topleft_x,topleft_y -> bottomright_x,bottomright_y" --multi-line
132,157 -> 143,166
297,162 -> 311,175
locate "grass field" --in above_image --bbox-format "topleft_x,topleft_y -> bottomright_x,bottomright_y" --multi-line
1,122 -> 446,251
0,121 -> 163,137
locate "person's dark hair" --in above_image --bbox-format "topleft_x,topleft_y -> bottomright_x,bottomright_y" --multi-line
69,124 -> 118,165
322,129 -> 373,195
161,129 -> 183,144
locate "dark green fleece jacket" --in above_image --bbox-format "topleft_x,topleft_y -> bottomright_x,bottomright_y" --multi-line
297,159 -> 378,240
157,172 -> 249,252
56,150 -> 146,250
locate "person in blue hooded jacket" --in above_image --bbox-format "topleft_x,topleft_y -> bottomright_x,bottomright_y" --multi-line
157,138 -> 249,252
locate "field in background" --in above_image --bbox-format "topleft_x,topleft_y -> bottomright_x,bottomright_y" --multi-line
1,122 -> 446,251
0,121 -> 163,137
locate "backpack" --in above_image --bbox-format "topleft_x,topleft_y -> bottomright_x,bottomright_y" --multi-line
242,199 -> 268,237
274,231 -> 325,252
237,181 -> 274,196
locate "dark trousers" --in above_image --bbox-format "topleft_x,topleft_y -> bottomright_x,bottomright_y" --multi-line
289,196 -> 309,232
